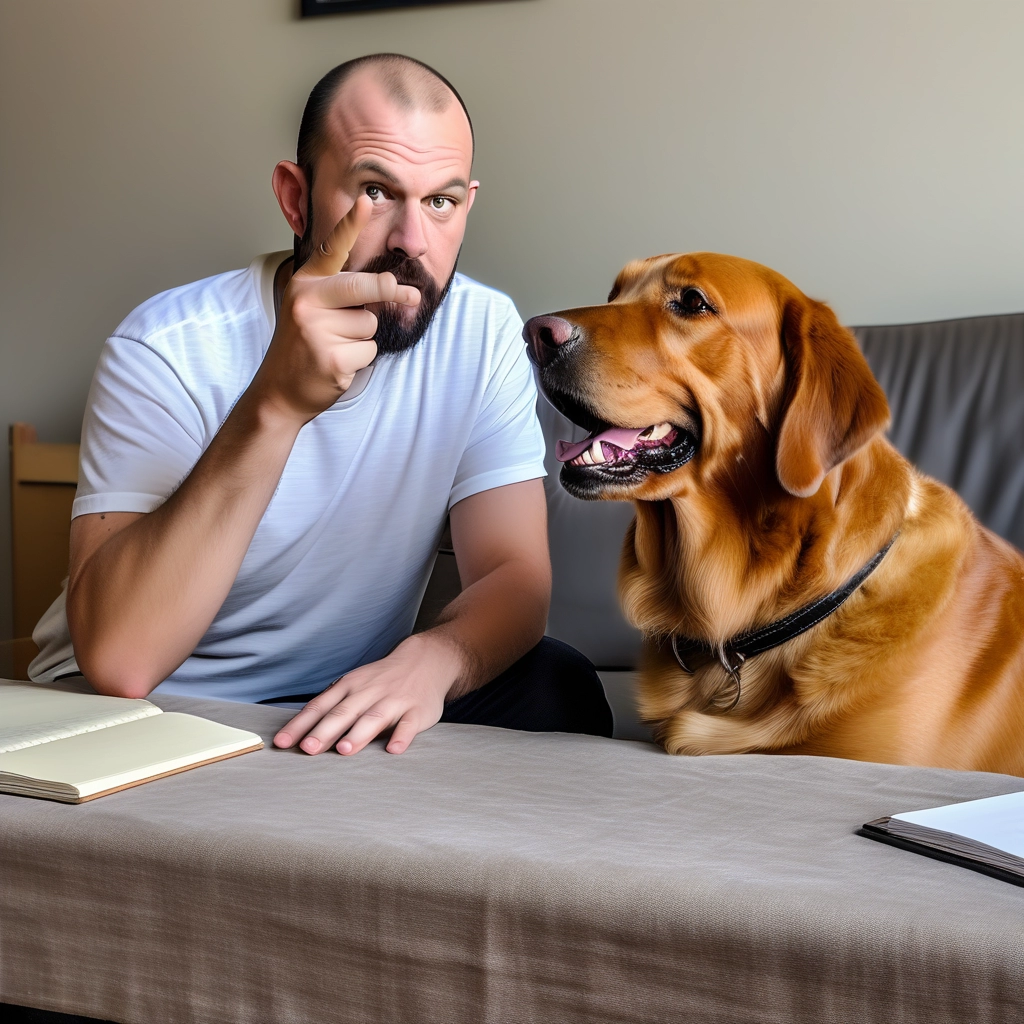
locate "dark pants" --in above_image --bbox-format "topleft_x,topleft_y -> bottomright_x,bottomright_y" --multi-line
0,1010 -> 114,1024
440,636 -> 613,737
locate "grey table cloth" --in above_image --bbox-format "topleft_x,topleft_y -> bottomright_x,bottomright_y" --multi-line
2,694 -> 1023,1023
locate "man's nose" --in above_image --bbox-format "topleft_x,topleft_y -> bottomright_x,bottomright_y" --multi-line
387,204 -> 428,260
523,315 -> 577,367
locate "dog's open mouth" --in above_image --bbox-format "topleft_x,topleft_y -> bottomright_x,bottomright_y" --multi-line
557,424 -> 679,467
555,418 -> 699,487
541,384 -> 699,493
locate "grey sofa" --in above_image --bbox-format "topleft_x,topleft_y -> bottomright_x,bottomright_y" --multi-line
3,313 -> 1024,1024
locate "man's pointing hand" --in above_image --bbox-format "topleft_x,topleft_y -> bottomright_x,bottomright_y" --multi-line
251,195 -> 421,424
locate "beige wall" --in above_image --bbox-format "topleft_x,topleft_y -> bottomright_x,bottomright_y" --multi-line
2,0 -> 1023,638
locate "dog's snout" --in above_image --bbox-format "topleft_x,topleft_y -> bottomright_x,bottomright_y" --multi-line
523,315 -> 577,367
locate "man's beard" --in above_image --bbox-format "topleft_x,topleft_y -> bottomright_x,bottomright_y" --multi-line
358,250 -> 456,354
295,206 -> 456,355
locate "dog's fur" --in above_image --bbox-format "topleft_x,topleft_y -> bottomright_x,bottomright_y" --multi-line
533,254 -> 1024,776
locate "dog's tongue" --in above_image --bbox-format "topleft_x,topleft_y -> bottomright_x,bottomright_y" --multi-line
556,427 -> 646,463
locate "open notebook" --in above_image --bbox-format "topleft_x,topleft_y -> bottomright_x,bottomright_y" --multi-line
860,790 -> 1024,888
0,680 -> 262,803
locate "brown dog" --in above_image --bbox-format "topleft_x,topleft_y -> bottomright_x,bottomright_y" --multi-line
524,254 -> 1024,776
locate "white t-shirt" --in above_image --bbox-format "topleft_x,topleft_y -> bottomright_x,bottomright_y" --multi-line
30,253 -> 546,702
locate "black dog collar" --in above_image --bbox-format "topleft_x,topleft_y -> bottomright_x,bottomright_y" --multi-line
670,534 -> 899,713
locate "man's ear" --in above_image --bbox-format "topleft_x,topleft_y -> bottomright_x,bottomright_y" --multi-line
272,161 -> 309,237
775,294 -> 890,498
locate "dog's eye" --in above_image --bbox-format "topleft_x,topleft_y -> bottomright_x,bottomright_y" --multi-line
671,288 -> 714,316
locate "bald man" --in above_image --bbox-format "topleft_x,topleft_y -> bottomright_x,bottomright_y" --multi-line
30,54 -> 613,754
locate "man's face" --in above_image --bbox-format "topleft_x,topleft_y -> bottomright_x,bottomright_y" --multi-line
298,73 -> 477,352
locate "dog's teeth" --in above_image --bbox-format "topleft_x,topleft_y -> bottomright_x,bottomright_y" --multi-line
582,450 -> 594,465
650,422 -> 672,440
590,439 -> 606,464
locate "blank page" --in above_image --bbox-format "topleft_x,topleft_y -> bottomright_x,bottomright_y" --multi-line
894,790 -> 1024,858
0,712 -> 262,798
0,680 -> 160,753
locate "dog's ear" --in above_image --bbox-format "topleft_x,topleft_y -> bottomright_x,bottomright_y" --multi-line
775,294 -> 890,498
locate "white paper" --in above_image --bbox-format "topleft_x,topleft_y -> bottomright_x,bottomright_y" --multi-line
0,712 -> 262,797
0,680 -> 161,753
894,790 -> 1024,858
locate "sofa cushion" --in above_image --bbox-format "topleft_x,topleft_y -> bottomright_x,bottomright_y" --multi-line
855,312 -> 1024,550
540,399 -> 643,668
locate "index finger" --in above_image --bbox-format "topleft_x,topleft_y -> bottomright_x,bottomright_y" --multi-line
272,684 -> 349,750
297,194 -> 373,278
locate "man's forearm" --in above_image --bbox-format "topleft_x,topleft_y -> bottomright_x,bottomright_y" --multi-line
68,394 -> 301,697
423,556 -> 551,701
67,200 -> 416,700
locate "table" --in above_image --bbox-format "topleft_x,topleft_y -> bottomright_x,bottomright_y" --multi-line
2,694 -> 1022,1023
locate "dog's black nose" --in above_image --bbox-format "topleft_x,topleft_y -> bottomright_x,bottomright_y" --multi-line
523,315 -> 576,367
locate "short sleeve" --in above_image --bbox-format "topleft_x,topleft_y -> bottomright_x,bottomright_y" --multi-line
73,336 -> 205,518
449,309 -> 547,508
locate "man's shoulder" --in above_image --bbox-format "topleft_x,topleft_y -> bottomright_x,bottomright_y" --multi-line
112,257 -> 270,352
442,273 -> 521,328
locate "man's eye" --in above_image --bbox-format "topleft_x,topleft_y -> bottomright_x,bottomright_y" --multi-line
429,196 -> 453,211
365,185 -> 383,201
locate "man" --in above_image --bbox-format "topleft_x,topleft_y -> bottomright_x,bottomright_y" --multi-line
31,53 -> 613,754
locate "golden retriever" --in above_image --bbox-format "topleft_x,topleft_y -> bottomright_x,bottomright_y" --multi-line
524,253 -> 1024,776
